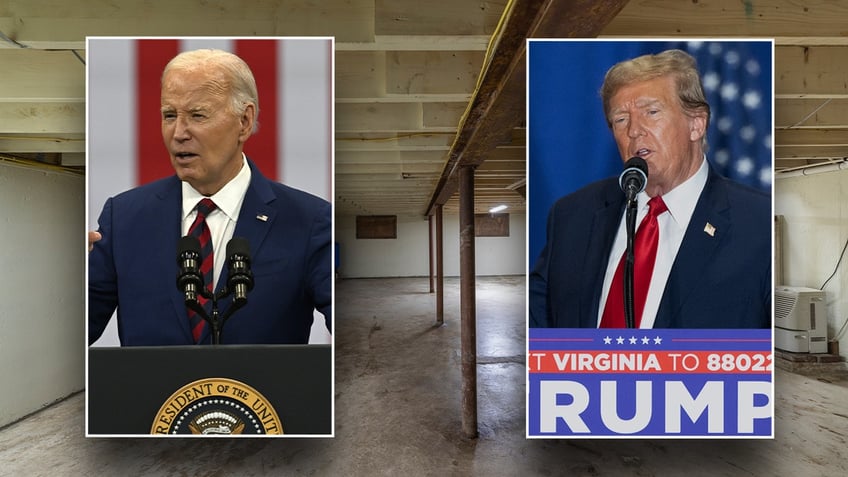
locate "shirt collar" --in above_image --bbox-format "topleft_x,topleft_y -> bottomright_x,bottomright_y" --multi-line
182,154 -> 252,222
637,156 -> 708,230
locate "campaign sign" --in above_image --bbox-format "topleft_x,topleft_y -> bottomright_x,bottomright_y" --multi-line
528,328 -> 773,437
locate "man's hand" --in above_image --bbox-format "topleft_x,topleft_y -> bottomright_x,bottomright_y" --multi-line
88,231 -> 102,252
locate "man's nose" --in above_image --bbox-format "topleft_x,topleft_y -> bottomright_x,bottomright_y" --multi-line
627,117 -> 645,138
173,115 -> 191,141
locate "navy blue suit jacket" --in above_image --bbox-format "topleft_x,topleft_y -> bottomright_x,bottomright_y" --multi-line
89,160 -> 331,345
529,164 -> 771,329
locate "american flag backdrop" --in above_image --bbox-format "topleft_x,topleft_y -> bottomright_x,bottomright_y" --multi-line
86,37 -> 333,346
528,40 -> 773,263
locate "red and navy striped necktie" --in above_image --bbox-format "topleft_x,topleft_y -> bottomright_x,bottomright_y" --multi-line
187,198 -> 217,342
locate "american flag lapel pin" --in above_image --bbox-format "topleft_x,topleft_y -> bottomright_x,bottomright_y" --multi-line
704,222 -> 716,237
256,214 -> 269,222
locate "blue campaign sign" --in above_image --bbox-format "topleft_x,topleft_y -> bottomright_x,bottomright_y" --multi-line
527,328 -> 773,438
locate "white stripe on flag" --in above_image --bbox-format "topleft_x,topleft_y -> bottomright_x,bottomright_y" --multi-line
280,38 -> 332,201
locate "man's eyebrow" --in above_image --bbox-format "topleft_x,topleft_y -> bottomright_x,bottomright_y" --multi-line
612,98 -> 663,113
635,98 -> 663,108
159,105 -> 210,113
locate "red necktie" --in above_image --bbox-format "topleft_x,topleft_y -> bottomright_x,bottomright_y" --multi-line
187,198 -> 217,342
600,196 -> 668,328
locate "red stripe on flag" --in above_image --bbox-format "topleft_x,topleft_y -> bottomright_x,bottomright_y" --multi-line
136,40 -> 180,185
235,39 -> 279,182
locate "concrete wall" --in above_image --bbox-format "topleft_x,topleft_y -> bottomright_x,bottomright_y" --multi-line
335,213 -> 526,278
0,163 -> 85,427
775,170 -> 848,359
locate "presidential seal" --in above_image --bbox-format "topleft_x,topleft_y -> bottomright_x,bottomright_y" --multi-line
151,377 -> 282,435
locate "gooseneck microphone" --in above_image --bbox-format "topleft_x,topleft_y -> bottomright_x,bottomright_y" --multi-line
619,156 -> 649,204
176,236 -> 203,305
226,237 -> 254,305
175,236 -> 255,344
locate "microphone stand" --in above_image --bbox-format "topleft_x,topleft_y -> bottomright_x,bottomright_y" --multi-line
185,286 -> 247,345
623,196 -> 638,329
178,237 -> 254,345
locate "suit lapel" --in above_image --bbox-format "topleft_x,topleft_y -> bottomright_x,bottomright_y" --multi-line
582,185 -> 625,327
193,159 -> 277,344
655,168 -> 730,327
222,160 -> 277,291
156,178 -> 195,342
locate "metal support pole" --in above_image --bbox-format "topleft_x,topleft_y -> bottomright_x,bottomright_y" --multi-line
436,205 -> 444,325
459,165 -> 477,438
429,214 -> 434,293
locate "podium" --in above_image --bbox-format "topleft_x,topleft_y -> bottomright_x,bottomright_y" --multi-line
87,345 -> 331,436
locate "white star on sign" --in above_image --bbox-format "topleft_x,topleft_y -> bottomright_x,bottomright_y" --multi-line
702,71 -> 720,92
740,125 -> 756,143
629,336 -> 638,345
721,82 -> 739,101
736,157 -> 754,176
641,336 -> 650,345
603,336 -> 612,345
654,336 -> 663,345
742,90 -> 761,109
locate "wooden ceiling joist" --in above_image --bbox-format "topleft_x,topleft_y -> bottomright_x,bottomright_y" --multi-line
423,0 -> 631,216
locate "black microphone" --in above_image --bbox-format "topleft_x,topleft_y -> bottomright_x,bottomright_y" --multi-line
226,237 -> 254,305
176,236 -> 203,304
619,157 -> 649,203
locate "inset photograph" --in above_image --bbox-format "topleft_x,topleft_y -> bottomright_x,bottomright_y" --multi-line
86,37 -> 333,436
527,39 -> 774,438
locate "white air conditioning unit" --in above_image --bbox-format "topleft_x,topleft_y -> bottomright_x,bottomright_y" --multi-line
774,286 -> 828,354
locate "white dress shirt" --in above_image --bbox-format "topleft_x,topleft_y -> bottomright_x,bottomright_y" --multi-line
181,155 -> 251,290
597,158 -> 709,328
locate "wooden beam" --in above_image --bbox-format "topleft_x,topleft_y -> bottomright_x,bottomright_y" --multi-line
0,134 -> 84,153
774,129 -> 848,146
775,98 -> 848,127
0,102 -> 84,135
424,0 -> 631,216
604,0 -> 848,37
0,0 -> 375,43
336,51 -> 386,98
336,94 -> 472,104
335,150 -> 447,164
775,37 -> 848,46
336,103 -> 422,131
337,35 -> 490,51
0,50 -> 84,99
385,50 -> 484,95
775,45 -> 848,96
775,145 -> 848,158
375,0 -> 507,36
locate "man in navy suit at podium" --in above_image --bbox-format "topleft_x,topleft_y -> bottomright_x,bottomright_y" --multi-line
529,49 -> 770,329
89,49 -> 331,345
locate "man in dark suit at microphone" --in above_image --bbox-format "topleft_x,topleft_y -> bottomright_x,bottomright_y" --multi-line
529,48 -> 771,329
88,48 -> 331,345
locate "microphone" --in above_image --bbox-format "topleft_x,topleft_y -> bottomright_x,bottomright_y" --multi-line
226,237 -> 254,305
619,157 -> 649,203
176,236 -> 203,304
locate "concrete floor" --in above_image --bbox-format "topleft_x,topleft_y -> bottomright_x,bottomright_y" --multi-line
1,276 -> 847,476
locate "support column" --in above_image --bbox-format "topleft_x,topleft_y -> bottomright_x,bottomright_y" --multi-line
459,165 -> 477,438
428,215 -> 434,293
436,205 -> 444,325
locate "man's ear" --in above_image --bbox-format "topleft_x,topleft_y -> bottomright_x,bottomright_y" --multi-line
689,110 -> 708,143
238,103 -> 256,142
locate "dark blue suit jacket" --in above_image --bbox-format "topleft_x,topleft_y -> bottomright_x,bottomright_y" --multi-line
529,164 -> 771,329
89,160 -> 331,345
